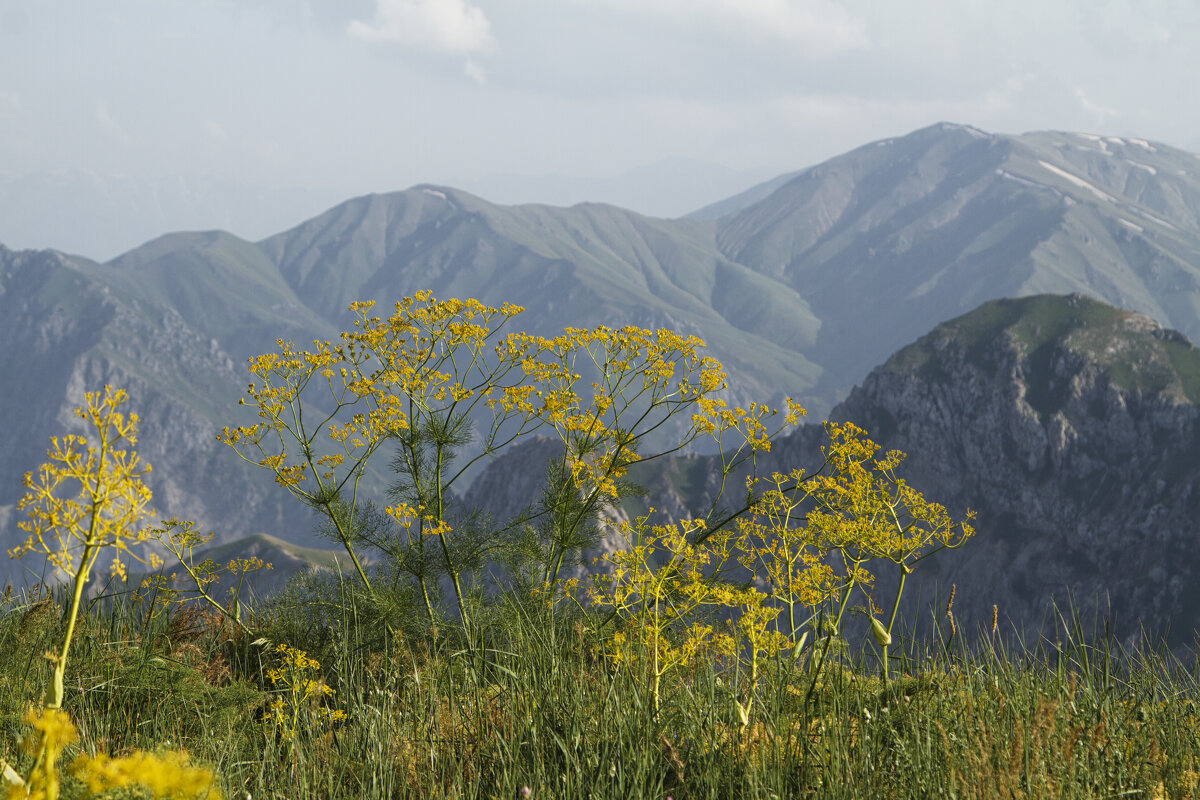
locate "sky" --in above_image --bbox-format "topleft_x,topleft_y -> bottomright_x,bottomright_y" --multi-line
1,0 -> 1199,256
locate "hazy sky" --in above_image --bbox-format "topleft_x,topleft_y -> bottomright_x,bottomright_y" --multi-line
2,0 -> 1198,210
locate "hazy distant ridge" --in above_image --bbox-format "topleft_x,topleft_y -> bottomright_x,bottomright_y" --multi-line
4,122 -> 1200,586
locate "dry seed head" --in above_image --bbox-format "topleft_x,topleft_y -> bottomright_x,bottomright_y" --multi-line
991,604 -> 998,636
945,584 -> 956,615
946,609 -> 957,638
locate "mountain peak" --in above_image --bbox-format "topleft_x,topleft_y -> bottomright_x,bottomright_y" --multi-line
880,294 -> 1200,409
823,292 -> 1200,649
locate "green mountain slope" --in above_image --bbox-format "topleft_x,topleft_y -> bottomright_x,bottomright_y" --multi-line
102,230 -> 334,361
714,122 -> 1200,398
258,187 -> 825,406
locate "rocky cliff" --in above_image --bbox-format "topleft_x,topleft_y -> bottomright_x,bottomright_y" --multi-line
0,244 -> 317,587
807,294 -> 1200,649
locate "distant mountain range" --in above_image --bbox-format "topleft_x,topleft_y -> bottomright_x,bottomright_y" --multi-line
465,157 -> 787,220
4,122 -> 1200,600
0,160 -> 786,262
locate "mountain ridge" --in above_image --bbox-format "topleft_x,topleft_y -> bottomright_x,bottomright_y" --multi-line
5,122 -> 1200,594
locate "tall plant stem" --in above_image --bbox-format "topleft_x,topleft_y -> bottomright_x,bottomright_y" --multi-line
48,542 -> 99,711
321,488 -> 374,596
433,441 -> 471,636
804,566 -> 860,709
880,563 -> 909,686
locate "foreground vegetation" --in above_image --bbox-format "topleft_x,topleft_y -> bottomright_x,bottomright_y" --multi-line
3,292 -> 1199,798
2,583 -> 1200,799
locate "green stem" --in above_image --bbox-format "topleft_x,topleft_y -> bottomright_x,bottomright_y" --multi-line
168,541 -> 254,637
47,542 -> 99,710
804,565 -> 859,709
432,439 -> 471,636
880,563 -> 908,686
326,496 -> 374,595
417,576 -> 435,621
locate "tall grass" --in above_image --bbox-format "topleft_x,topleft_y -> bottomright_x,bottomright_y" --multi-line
3,578 -> 1198,800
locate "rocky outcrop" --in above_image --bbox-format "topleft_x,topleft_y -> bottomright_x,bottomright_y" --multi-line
784,294 -> 1200,649
0,245 -> 316,586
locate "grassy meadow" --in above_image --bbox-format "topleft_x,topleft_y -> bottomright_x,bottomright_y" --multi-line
2,578 -> 1200,799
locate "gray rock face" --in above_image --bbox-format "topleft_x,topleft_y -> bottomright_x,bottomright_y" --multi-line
814,294 -> 1200,649
0,245 -> 315,587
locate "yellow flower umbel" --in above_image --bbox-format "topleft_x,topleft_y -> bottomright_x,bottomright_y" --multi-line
262,644 -> 346,742
6,707 -> 76,800
9,386 -> 156,710
70,750 -> 221,800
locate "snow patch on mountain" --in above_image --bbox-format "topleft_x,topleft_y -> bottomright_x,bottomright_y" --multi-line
1037,160 -> 1116,202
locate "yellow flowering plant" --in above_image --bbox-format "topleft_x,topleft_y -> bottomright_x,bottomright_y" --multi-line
148,517 -> 272,636
8,386 -> 157,710
736,421 -> 974,687
572,513 -> 740,712
69,749 -> 222,800
576,416 -> 972,736
573,512 -> 790,728
224,292 -> 804,632
809,422 -> 974,683
5,707 -> 222,800
222,293 -> 543,629
5,387 -> 223,800
261,643 -> 346,742
734,468 -> 842,659
5,707 -> 76,800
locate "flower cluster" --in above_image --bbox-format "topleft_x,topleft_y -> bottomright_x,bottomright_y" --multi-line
262,644 -> 346,741
9,386 -> 156,583
8,707 -> 222,800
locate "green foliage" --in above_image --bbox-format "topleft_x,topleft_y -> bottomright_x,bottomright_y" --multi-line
2,587 -> 1198,799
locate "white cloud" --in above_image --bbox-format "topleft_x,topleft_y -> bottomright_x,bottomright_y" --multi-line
204,119 -> 230,144
463,58 -> 486,84
347,0 -> 495,55
981,73 -> 1041,113
1075,88 -> 1117,121
94,100 -> 132,145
